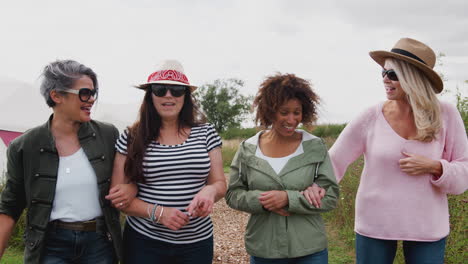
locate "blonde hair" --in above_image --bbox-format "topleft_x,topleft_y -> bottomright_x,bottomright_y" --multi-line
386,58 -> 441,142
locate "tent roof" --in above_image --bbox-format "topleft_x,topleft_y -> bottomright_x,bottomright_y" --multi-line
0,76 -> 50,132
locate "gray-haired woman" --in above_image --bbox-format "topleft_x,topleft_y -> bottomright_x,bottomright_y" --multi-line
0,60 -> 122,263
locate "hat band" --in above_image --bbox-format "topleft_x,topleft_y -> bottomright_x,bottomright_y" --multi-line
391,48 -> 427,65
147,70 -> 190,85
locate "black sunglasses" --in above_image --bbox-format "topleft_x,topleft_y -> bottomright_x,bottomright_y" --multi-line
151,84 -> 187,97
63,88 -> 98,102
382,69 -> 399,81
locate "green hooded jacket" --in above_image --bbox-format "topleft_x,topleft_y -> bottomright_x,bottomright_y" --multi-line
226,130 -> 339,259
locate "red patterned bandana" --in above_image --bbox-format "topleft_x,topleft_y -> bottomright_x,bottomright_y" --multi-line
147,70 -> 190,85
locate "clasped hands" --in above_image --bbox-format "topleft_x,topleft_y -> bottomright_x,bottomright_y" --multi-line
259,183 -> 326,216
106,184 -> 217,231
160,185 -> 217,230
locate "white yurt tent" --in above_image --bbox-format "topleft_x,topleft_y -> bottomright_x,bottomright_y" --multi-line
0,76 -> 51,180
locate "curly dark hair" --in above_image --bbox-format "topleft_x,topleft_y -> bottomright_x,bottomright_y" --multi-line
253,73 -> 320,128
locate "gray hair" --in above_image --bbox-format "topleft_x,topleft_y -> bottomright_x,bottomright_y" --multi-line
40,59 -> 98,107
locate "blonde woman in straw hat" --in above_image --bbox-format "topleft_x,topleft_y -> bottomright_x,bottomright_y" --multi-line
306,38 -> 468,263
105,60 -> 226,263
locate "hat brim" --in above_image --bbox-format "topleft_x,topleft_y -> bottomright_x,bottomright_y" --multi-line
369,50 -> 443,93
136,80 -> 197,92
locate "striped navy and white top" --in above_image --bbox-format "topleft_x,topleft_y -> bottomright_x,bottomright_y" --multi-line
115,123 -> 222,244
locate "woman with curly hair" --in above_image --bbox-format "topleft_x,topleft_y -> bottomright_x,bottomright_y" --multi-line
226,73 -> 339,264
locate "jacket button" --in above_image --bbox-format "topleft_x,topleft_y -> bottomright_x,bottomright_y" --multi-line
34,173 -> 40,177
101,155 -> 105,160
40,148 -> 44,153
93,133 -> 96,137
29,242 -> 34,247
29,226 -> 33,230
107,232 -> 112,241
107,178 -> 111,182
31,200 -> 37,204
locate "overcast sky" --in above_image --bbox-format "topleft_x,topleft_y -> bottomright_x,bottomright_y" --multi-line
1,0 -> 467,129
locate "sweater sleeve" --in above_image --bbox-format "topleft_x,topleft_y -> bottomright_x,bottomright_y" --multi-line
430,103 -> 468,194
329,105 -> 376,182
225,145 -> 266,214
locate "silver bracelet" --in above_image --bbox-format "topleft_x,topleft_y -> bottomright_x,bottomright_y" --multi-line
156,206 -> 164,224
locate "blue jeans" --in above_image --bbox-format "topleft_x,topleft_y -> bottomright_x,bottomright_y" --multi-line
355,233 -> 446,264
250,249 -> 328,264
41,227 -> 115,264
123,224 -> 213,264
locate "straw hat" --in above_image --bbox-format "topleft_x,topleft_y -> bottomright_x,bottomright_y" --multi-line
137,60 -> 197,92
369,38 -> 443,93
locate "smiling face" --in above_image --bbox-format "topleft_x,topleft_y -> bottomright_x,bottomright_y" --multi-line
271,98 -> 303,137
56,75 -> 96,123
383,60 -> 407,101
152,86 -> 186,121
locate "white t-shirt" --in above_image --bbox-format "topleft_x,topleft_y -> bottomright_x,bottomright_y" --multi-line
252,130 -> 315,174
50,148 -> 102,222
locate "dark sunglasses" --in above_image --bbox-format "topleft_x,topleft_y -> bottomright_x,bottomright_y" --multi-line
151,84 -> 187,97
63,88 -> 98,102
382,69 -> 399,81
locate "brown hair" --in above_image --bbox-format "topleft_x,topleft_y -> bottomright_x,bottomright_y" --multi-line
124,88 -> 206,183
253,73 -> 320,128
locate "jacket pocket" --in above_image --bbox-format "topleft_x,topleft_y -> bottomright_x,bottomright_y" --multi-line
24,228 -> 45,264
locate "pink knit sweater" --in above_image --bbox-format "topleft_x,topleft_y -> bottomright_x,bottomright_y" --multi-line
329,101 -> 468,241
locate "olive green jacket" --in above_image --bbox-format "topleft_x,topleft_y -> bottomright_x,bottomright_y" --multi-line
0,116 -> 123,263
226,131 -> 339,259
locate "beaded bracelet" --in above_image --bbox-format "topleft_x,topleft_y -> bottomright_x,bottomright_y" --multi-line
156,206 -> 164,224
150,203 -> 158,223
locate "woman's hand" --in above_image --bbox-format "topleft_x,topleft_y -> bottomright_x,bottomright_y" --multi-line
399,152 -> 443,177
258,190 -> 288,211
158,207 -> 190,231
105,183 -> 138,209
301,183 -> 326,208
186,185 -> 217,218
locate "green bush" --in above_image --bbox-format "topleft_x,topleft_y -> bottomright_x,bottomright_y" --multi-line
309,124 -> 346,138
220,127 -> 257,140
0,184 -> 26,251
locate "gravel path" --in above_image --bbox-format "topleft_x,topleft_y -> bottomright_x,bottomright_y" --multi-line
212,197 -> 250,264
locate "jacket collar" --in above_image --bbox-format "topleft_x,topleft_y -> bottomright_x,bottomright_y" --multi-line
37,114 -> 96,152
240,130 -> 327,177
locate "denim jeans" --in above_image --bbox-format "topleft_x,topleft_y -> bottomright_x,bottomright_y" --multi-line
250,249 -> 328,264
41,227 -> 115,264
355,233 -> 446,264
123,224 -> 213,264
